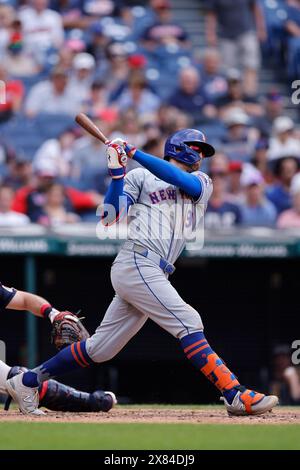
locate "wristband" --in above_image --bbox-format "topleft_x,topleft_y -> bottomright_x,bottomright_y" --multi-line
125,144 -> 137,159
40,303 -> 52,318
109,167 -> 126,180
40,303 -> 60,323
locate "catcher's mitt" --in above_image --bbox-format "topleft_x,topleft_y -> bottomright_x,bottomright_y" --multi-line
51,311 -> 90,351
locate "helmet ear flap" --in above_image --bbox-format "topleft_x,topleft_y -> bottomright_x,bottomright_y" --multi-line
169,143 -> 201,165
164,129 -> 215,159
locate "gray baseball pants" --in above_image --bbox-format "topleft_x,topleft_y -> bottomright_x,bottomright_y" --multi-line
86,247 -> 203,362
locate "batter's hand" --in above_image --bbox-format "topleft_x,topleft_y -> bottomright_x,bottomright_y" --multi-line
109,138 -> 137,159
106,139 -> 128,179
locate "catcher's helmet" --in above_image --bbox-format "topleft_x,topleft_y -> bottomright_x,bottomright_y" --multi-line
164,128 -> 215,165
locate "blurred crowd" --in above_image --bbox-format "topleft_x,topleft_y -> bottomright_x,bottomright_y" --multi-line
0,0 -> 299,229
267,345 -> 300,405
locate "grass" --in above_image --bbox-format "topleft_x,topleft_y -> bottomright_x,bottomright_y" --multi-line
0,406 -> 299,450
0,422 -> 299,450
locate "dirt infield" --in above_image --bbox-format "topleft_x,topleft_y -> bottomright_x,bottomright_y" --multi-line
0,406 -> 300,424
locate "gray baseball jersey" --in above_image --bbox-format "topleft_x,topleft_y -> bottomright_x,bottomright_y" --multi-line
124,168 -> 213,264
86,166 -> 213,361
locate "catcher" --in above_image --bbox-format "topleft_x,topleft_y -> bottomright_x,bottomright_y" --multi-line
0,281 -> 116,413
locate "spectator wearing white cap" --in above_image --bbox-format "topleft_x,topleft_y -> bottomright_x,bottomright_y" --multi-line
277,174 -> 300,229
69,52 -> 96,102
221,108 -> 257,162
239,167 -> 277,227
268,116 -> 300,161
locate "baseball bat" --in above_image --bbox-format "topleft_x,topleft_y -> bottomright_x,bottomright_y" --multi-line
75,113 -> 110,144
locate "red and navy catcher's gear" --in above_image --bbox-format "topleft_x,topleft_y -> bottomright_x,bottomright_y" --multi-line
5,366 -> 114,412
164,129 -> 215,165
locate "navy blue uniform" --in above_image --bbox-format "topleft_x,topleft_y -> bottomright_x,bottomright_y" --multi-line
0,283 -> 16,311
0,283 -> 114,413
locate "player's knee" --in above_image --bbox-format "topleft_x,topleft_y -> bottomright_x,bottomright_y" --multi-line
176,318 -> 204,340
178,326 -> 204,340
86,337 -> 116,363
189,318 -> 204,333
187,306 -> 204,333
90,350 -> 115,363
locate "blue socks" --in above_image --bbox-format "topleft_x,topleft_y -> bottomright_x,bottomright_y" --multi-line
222,387 -> 240,404
180,332 -> 240,404
21,333 -> 240,406
22,341 -> 93,387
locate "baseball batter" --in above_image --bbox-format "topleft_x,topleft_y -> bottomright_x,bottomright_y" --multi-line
0,282 -> 115,414
7,129 -> 278,416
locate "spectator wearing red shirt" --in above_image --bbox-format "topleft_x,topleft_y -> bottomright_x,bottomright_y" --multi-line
12,163 -> 101,222
0,65 -> 24,123
39,182 -> 80,226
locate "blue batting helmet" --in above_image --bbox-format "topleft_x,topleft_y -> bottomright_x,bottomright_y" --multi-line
164,129 -> 215,165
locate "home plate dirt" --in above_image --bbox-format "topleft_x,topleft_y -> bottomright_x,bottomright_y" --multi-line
0,407 -> 300,424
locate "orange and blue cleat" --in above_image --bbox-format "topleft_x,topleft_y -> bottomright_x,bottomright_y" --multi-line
223,385 -> 279,416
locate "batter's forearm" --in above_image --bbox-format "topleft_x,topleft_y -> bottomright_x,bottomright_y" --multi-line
130,149 -> 201,198
104,178 -> 124,208
103,178 -> 132,224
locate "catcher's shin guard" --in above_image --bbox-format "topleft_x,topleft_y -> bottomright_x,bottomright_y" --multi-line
5,366 -> 115,412
39,380 -> 115,412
